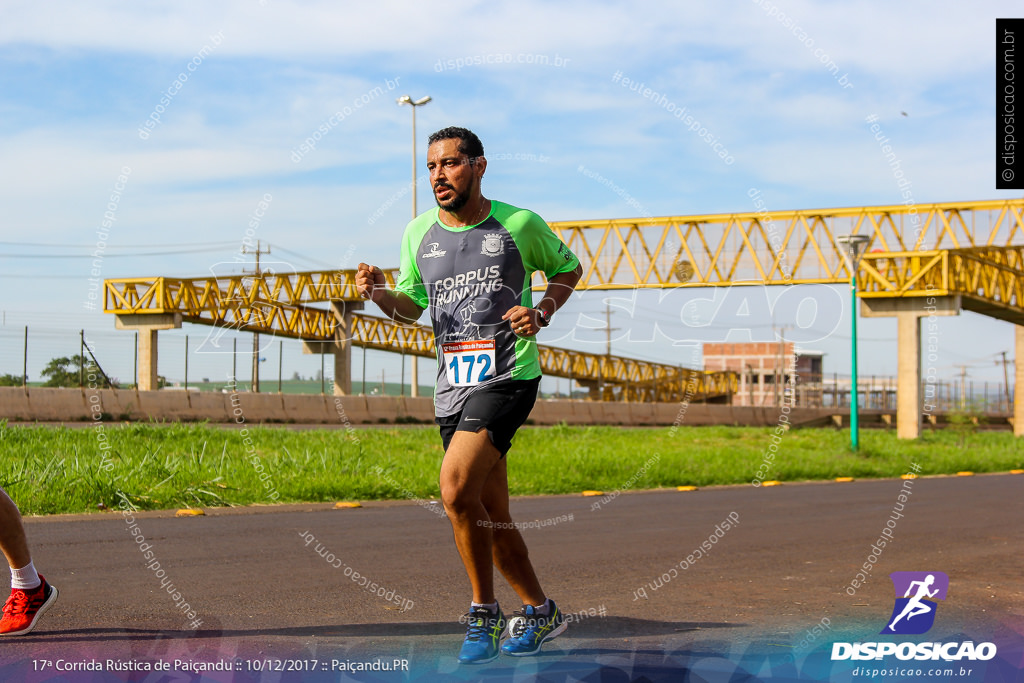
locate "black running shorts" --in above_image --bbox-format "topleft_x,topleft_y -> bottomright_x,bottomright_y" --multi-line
436,377 -> 541,457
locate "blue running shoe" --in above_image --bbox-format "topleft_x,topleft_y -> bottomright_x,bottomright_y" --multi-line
457,606 -> 507,664
500,600 -> 566,656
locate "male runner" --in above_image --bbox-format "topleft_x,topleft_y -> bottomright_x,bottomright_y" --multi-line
0,487 -> 58,635
356,126 -> 582,663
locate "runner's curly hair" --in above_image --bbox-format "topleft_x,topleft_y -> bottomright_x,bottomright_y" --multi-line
428,127 -> 484,163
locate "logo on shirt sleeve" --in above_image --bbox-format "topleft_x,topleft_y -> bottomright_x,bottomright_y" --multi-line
422,242 -> 447,258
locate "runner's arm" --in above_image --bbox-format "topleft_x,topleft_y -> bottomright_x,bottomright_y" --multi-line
535,262 -> 583,319
356,263 -> 425,325
502,262 -> 583,333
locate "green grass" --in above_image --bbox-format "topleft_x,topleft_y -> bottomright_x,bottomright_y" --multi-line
0,421 -> 1020,516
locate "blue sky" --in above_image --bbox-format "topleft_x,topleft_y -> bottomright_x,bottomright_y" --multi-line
0,0 -> 1019,393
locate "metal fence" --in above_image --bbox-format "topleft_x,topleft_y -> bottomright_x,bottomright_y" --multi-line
1,320 -> 1014,409
0,321 -> 438,397
811,374 -> 1012,414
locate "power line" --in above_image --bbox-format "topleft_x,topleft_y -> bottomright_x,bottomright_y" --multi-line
0,246 -> 241,258
267,243 -> 340,270
0,240 -> 238,248
0,274 -> 92,279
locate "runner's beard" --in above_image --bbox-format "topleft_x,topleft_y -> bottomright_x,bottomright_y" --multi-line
434,182 -> 470,213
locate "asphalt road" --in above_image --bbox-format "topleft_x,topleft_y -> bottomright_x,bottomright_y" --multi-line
2,473 -> 1022,682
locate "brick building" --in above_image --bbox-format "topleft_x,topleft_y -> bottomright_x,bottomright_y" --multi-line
702,342 -> 823,407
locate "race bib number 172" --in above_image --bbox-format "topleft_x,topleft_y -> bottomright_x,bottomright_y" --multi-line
442,339 -> 496,387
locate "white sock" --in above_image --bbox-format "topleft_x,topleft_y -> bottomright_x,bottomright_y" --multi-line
11,561 -> 40,591
533,599 -> 552,616
471,601 -> 498,614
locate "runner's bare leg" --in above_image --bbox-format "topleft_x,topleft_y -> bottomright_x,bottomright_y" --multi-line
440,428 -> 503,604
480,457 -> 545,606
0,489 -> 31,570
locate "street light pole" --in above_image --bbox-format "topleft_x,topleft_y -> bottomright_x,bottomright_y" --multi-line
396,95 -> 430,399
850,273 -> 860,446
396,95 -> 431,218
837,234 -> 870,450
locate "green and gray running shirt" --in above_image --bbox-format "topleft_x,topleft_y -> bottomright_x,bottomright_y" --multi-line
394,200 -> 579,417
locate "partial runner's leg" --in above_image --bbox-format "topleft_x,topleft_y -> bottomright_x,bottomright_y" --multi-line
0,489 -> 32,572
480,457 -> 545,607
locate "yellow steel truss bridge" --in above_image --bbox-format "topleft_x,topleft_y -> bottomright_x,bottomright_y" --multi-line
105,198 -> 1024,436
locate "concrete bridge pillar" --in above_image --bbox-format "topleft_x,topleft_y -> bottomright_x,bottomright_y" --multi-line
1016,325 -> 1024,437
303,301 -> 363,395
114,313 -> 182,391
895,313 -> 922,439
861,295 -> 961,439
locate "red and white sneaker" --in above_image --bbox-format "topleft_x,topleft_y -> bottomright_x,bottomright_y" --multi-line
0,575 -> 58,636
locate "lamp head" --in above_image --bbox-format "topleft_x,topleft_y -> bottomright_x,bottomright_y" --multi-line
397,95 -> 432,107
836,234 -> 871,272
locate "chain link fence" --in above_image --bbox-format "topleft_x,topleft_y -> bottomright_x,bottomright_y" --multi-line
0,320 -> 436,397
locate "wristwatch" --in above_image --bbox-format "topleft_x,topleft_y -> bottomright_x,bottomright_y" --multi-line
536,307 -> 552,327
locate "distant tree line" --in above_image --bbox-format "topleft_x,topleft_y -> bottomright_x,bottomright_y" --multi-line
0,355 -> 146,388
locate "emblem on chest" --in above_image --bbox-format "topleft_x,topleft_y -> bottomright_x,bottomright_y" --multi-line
481,233 -> 505,257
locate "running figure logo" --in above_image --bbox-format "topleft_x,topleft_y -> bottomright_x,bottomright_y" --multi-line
455,302 -> 482,340
881,571 -> 949,635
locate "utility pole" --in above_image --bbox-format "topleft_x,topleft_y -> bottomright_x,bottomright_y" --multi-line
602,302 -> 620,401
773,324 -> 791,407
747,364 -> 755,406
242,240 -> 271,392
604,302 -> 619,357
776,326 -> 783,407
998,351 -> 1012,412
954,364 -> 969,410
